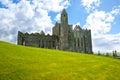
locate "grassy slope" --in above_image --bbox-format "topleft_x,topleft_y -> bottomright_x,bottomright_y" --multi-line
0,41 -> 120,80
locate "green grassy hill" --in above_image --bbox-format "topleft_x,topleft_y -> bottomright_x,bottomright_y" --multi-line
0,41 -> 120,80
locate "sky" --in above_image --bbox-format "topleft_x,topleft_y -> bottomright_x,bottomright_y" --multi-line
0,0 -> 120,53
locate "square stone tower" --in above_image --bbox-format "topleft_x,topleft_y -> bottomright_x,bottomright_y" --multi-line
60,9 -> 69,50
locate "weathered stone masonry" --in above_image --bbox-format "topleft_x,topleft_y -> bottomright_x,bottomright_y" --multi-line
18,9 -> 92,53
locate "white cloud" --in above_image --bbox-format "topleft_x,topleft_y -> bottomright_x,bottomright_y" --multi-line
0,0 -> 70,43
54,13 -> 61,22
83,6 -> 120,53
32,0 -> 70,12
83,10 -> 115,34
81,0 -> 101,13
0,0 -> 11,5
111,5 -> 120,15
93,33 -> 120,53
73,22 -> 81,29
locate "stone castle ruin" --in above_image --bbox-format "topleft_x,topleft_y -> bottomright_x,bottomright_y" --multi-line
18,9 -> 92,53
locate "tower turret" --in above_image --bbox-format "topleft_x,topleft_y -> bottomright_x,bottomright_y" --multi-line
60,9 -> 69,50
61,9 -> 68,25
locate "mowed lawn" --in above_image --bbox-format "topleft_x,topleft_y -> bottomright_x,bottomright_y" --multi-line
0,41 -> 120,80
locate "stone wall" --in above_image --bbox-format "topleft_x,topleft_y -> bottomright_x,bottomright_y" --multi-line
17,9 -> 93,53
18,31 -> 59,49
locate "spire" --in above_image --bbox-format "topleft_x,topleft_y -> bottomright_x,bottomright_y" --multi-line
62,8 -> 67,15
61,8 -> 68,23
40,30 -> 45,35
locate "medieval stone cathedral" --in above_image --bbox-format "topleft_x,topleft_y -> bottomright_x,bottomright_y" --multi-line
18,9 -> 92,53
